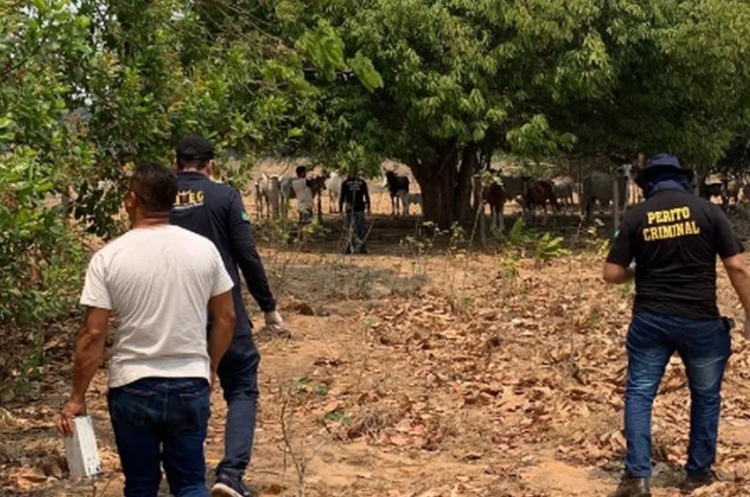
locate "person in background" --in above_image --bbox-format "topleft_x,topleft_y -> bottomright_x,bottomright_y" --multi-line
57,163 -> 236,497
603,153 -> 750,497
339,170 -> 371,254
291,165 -> 314,243
170,135 -> 284,497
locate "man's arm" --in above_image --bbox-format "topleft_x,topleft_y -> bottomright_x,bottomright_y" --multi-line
363,181 -> 371,212
722,255 -> 750,312
603,262 -> 635,284
207,290 -> 235,373
602,219 -> 635,285
72,307 -> 109,401
57,307 -> 109,436
339,180 -> 348,212
226,188 -> 277,311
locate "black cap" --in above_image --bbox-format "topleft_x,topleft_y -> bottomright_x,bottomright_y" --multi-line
175,135 -> 214,161
635,153 -> 693,188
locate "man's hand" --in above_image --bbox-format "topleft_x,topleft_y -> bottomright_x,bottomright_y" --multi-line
265,310 -> 284,333
57,398 -> 86,437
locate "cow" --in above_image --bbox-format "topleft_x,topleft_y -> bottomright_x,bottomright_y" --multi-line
700,175 -> 724,203
552,175 -> 575,211
256,173 -> 281,219
325,171 -> 344,213
407,192 -> 423,215
483,181 -> 507,231
522,179 -> 559,223
384,170 -> 410,216
581,166 -> 633,222
742,180 -> 750,204
723,177 -> 740,205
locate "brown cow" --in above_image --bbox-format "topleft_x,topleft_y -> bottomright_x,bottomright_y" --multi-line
483,182 -> 507,231
522,179 -> 559,223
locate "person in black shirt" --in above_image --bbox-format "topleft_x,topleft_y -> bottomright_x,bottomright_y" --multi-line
604,154 -> 750,497
170,135 -> 284,497
339,171 -> 371,254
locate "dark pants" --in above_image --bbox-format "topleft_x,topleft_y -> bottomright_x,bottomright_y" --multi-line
108,377 -> 210,497
624,313 -> 732,478
215,335 -> 261,480
344,209 -> 367,253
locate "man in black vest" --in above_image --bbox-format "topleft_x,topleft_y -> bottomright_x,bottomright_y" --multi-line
604,154 -> 750,497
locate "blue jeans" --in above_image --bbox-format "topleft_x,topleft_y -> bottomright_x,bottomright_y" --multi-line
344,210 -> 367,253
215,335 -> 260,480
108,377 -> 211,497
624,313 -> 732,478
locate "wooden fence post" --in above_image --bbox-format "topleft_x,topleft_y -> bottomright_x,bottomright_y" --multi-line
613,176 -> 621,233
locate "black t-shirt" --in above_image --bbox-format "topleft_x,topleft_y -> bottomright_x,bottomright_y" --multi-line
339,177 -> 371,212
606,189 -> 744,320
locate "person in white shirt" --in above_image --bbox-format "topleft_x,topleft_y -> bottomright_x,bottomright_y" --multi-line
291,165 -> 314,242
56,163 -> 236,497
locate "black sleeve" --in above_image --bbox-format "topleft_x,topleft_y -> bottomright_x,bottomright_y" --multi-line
714,206 -> 744,259
339,180 -> 348,211
606,215 -> 636,267
226,188 -> 277,312
363,181 -> 371,209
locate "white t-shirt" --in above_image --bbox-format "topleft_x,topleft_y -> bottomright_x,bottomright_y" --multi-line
79,225 -> 234,389
292,177 -> 314,211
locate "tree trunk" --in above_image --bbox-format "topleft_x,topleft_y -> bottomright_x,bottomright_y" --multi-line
410,146 -> 460,230
410,144 -> 478,229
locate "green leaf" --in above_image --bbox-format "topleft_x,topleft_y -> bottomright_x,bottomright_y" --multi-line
347,52 -> 384,93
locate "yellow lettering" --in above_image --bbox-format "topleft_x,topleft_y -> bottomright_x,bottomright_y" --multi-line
691,221 -> 700,234
197,191 -> 205,203
647,212 -> 657,224
681,207 -> 690,220
675,223 -> 685,236
685,222 -> 694,235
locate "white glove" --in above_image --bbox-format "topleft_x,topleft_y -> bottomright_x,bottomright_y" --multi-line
264,311 -> 284,333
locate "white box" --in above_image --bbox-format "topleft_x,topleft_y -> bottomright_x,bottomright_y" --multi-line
62,415 -> 102,479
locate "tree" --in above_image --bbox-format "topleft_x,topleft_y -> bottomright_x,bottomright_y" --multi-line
265,0 -> 750,228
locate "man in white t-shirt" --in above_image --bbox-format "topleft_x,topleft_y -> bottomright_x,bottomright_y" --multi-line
56,163 -> 236,497
291,165 -> 314,242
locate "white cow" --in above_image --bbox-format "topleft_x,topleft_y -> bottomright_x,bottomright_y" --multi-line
581,165 -> 633,221
325,172 -> 344,213
256,173 -> 281,219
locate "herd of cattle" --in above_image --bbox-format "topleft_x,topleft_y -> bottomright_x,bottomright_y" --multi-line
482,167 -> 750,229
248,166 -> 750,228
252,169 -> 423,220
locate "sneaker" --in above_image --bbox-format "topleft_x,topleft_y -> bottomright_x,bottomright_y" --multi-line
211,473 -> 255,497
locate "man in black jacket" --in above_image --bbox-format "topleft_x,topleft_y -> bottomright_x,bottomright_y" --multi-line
170,135 -> 283,497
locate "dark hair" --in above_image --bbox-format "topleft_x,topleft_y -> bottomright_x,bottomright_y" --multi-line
176,157 -> 210,171
130,163 -> 178,216
295,165 -> 307,177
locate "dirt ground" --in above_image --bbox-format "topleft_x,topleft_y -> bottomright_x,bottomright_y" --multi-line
4,165 -> 750,497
